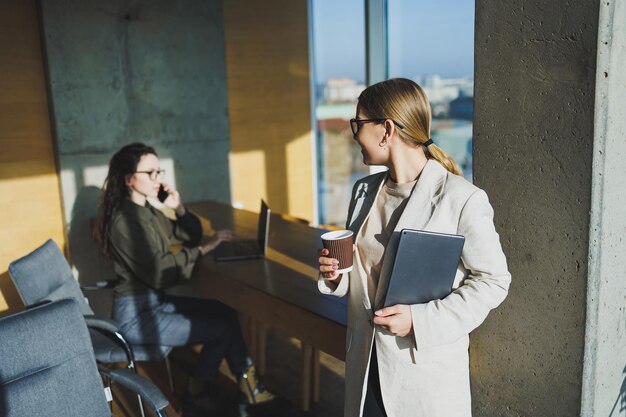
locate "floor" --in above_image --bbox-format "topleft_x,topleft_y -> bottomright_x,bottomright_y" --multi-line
111,328 -> 345,417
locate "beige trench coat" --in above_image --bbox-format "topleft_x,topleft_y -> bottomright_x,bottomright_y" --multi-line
319,160 -> 511,417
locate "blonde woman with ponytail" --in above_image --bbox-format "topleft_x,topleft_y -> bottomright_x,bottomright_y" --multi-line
318,78 -> 511,417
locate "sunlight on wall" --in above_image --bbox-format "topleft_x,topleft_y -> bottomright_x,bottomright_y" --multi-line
82,165 -> 109,188
223,0 -> 312,218
60,168 -> 76,223
59,158 -> 177,223
286,132 -> 314,221
0,174 -> 65,262
0,174 -> 65,314
81,157 -> 177,190
229,150 -> 266,211
67,158 -> 178,226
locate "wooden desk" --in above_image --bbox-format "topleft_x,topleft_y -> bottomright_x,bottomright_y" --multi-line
187,201 -> 347,410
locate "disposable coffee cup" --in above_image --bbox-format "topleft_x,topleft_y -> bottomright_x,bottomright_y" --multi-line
321,230 -> 354,274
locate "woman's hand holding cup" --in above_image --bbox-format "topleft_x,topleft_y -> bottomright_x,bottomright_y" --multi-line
318,230 -> 356,280
318,248 -> 341,280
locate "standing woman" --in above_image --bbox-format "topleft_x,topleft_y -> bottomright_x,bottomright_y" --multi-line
318,79 -> 511,417
95,143 -> 278,417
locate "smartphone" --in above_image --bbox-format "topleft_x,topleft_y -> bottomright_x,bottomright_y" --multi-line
157,185 -> 169,203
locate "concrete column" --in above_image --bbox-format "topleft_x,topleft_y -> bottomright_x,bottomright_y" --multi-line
473,0 -> 625,415
582,0 -> 626,415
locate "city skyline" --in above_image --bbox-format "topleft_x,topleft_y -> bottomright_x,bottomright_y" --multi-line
317,73 -> 473,107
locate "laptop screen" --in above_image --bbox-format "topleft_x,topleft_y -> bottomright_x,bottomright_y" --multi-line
257,200 -> 270,253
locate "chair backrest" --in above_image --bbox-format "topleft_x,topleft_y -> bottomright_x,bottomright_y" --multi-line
8,239 -> 93,315
0,299 -> 110,417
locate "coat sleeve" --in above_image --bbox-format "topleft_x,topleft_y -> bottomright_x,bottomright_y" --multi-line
111,216 -> 201,290
171,210 -> 203,246
318,272 -> 350,297
410,189 -> 511,349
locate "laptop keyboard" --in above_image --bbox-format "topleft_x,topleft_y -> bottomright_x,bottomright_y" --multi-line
216,239 -> 261,257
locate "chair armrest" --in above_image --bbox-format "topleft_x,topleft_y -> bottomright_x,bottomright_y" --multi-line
98,366 -> 169,416
83,315 -> 120,333
81,280 -> 118,291
84,315 -> 136,369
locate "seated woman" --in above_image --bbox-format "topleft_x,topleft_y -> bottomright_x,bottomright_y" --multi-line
95,142 -> 280,417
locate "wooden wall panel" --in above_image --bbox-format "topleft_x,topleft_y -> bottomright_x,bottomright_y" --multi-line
0,0 -> 66,316
223,0 -> 314,221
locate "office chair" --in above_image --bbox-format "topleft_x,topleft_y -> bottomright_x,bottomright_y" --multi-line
0,298 -> 169,417
8,239 -> 175,415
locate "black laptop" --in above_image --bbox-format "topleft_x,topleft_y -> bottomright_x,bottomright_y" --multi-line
382,229 -> 465,308
213,200 -> 270,261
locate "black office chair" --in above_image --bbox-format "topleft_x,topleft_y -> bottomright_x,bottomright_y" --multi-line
0,298 -> 169,417
8,239 -> 175,415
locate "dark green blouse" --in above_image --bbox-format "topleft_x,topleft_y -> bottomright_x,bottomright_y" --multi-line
109,199 -> 203,296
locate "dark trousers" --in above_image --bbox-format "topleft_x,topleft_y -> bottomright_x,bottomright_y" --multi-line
363,342 -> 388,417
113,293 -> 248,381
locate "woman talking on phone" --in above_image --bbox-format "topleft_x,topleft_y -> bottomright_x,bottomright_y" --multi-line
318,79 -> 511,417
95,143 -> 281,417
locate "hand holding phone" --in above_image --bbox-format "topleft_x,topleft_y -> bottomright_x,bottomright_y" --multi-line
158,184 -> 184,215
158,185 -> 169,203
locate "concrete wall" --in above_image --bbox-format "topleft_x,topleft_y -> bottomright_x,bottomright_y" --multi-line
582,1 -> 626,415
473,1 -> 599,416
40,0 -> 231,295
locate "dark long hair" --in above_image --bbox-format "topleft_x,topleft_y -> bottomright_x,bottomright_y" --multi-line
95,143 -> 157,259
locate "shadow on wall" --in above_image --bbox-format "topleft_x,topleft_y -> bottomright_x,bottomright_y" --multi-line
68,186 -> 116,317
609,366 -> 626,417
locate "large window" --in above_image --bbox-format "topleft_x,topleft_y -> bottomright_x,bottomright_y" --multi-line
311,0 -> 367,226
311,0 -> 475,226
388,0 -> 475,180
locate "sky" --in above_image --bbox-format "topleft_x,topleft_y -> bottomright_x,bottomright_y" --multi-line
312,0 -> 475,84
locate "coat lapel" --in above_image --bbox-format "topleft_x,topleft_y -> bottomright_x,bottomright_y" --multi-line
373,160 -> 449,308
345,172 -> 387,311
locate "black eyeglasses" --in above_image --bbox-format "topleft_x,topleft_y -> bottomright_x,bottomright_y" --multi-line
135,169 -> 165,181
349,118 -> 405,137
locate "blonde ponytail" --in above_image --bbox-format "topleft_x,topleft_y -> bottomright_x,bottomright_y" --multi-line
426,143 -> 463,176
358,78 -> 463,176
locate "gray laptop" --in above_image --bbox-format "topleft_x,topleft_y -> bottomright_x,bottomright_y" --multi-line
382,229 -> 465,308
214,200 -> 270,261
